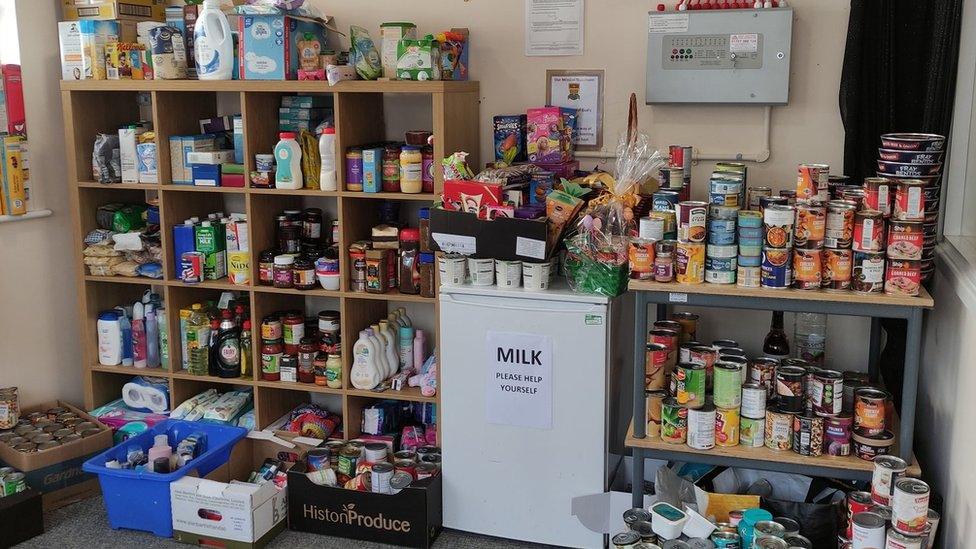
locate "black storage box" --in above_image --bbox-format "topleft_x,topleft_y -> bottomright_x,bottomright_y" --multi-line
429,207 -> 552,261
286,463 -> 442,549
0,488 -> 44,548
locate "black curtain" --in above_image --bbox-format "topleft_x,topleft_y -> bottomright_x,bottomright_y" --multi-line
839,0 -> 962,412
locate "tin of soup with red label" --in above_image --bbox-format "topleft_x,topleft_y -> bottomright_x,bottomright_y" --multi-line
648,328 -> 680,370
892,478 -> 930,536
677,201 -> 709,244
853,210 -> 885,252
822,248 -> 853,291
794,203 -> 826,249
824,200 -> 856,248
846,491 -> 874,539
893,179 -> 926,221
863,177 -> 893,217
852,251 -> 886,293
793,249 -> 822,290
887,221 -> 924,260
885,259 -> 921,297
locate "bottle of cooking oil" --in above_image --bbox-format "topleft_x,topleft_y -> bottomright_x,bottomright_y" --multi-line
186,305 -> 211,376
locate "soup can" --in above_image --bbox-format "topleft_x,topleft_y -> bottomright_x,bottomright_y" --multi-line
885,259 -> 921,297
741,381 -> 767,419
676,362 -> 706,408
645,343 -> 669,391
797,163 -> 830,202
853,511 -> 887,548
794,203 -> 826,249
821,247 -> 853,291
630,239 -> 657,280
749,357 -> 778,398
760,195 -> 789,213
825,414 -> 853,456
687,404 -> 716,450
825,199 -> 857,248
671,312 -> 699,342
661,397 -> 688,444
715,406 -> 740,447
853,210 -> 886,252
837,185 -> 867,211
851,251 -> 886,293
854,387 -> 889,435
812,369 -> 844,416
652,190 -> 682,212
892,478 -> 930,536
646,390 -> 667,438
764,205 -> 795,248
894,179 -> 926,221
713,362 -> 743,409
648,328 -> 680,370
846,492 -> 874,539
677,201 -> 709,243
748,186 -> 772,211
863,177 -> 894,217
887,221 -> 924,260
639,216 -> 665,241
886,528 -> 924,549
765,408 -> 794,451
853,430 -> 895,461
676,242 -> 706,284
739,416 -> 765,448
872,455 -> 908,506
776,365 -> 806,413
791,413 -> 824,456
792,249 -> 822,290
760,247 -> 793,289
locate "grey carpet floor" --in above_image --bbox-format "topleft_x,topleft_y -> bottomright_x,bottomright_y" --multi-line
15,496 -> 552,549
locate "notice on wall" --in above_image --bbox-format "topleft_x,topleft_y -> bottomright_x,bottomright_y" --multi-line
525,0 -> 584,56
485,331 -> 553,429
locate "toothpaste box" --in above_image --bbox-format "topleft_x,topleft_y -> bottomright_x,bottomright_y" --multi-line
238,15 -> 327,80
58,20 -> 120,80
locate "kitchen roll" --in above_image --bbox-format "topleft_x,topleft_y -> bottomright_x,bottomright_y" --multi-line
122,375 -> 170,413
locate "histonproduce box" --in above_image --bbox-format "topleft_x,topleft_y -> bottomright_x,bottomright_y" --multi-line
429,207 -> 552,262
287,462 -> 443,549
0,487 -> 44,547
0,400 -> 113,511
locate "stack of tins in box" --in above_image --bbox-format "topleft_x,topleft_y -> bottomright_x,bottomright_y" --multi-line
846,469 -> 940,549
643,312 -> 900,462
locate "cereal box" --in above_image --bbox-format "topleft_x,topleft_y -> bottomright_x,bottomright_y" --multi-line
58,20 -> 121,80
493,115 -> 526,165
526,107 -> 563,164
106,42 -> 146,79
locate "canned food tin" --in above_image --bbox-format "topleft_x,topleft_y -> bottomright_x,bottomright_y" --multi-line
676,362 -> 707,408
709,190 -> 740,208
887,221 -> 924,260
791,249 -> 822,290
791,413 -> 824,456
783,534 -> 813,549
676,243 -> 706,284
855,387 -> 889,435
653,190 -> 682,212
748,187 -> 772,211
759,195 -> 788,213
761,247 -> 793,289
794,203 -> 826,249
713,362 -> 743,408
776,366 -> 806,413
679,341 -> 700,363
821,247 -> 853,291
812,369 -> 843,416
824,199 -> 857,248
851,251 -> 886,293
623,508 -> 653,527
645,343 -> 669,391
846,491 -> 874,538
649,328 -> 680,371
736,266 -> 761,288
892,478 -> 930,536
649,211 -> 677,239
640,216 -> 665,241
765,408 -> 794,451
740,381 -> 767,419
755,520 -> 787,542
646,390 -> 667,438
852,430 -> 896,461
826,414 -> 853,456
710,216 -> 737,235
773,517 -> 801,537
864,177 -> 894,217
797,163 -> 830,202
853,511 -> 887,548
705,269 -> 736,285
885,259 -> 921,296
661,397 -> 688,444
710,531 -> 741,548
737,416 -> 764,448
687,404 -> 716,450
872,455 -> 908,506
688,345 -> 718,391
2,472 -> 26,495
671,312 -> 700,342
710,205 -> 739,222
677,201 -> 709,243
749,358 -> 778,398
612,531 -> 640,548
894,180 -> 926,221
764,205 -> 795,248
716,406 -> 739,447
853,210 -> 886,252
886,528 -> 924,549
630,239 -> 657,281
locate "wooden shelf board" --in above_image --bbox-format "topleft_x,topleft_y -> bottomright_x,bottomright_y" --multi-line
255,285 -> 343,298
78,181 -> 159,190
60,79 -> 479,94
344,290 -> 435,304
346,386 -> 437,403
628,280 -> 934,309
161,185 -> 246,193
169,279 -> 252,291
171,371 -> 255,385
340,191 -> 436,202
85,275 -> 163,286
91,364 -> 171,377
249,187 -> 341,197
253,379 -> 344,395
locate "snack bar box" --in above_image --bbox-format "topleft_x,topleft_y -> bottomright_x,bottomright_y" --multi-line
62,0 -> 167,22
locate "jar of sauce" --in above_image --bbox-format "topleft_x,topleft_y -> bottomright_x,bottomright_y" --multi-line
654,240 -> 676,283
318,310 -> 340,335
421,147 -> 434,193
273,255 -> 294,288
260,339 -> 283,381
261,315 -> 283,340
400,145 -> 423,194
349,243 -> 368,292
298,337 -> 318,383
313,353 -> 328,386
326,352 -> 342,389
283,313 -> 304,355
293,257 -> 316,290
346,148 -> 363,192
382,145 -> 401,192
302,208 -> 323,241
258,249 -> 277,286
278,225 -> 301,254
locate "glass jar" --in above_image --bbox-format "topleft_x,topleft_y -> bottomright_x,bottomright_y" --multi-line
421,146 -> 434,193
260,339 -> 282,381
653,243 -> 675,283
382,145 -> 401,193
258,249 -> 277,286
419,252 -> 435,298
419,207 -> 431,253
298,337 -> 318,383
278,225 -> 301,254
313,353 -> 328,386
326,352 -> 342,389
400,145 -> 423,194
273,255 -> 294,288
399,228 -> 421,294
302,208 -> 323,241
349,243 -> 368,292
283,313 -> 305,355
261,315 -> 283,340
293,257 -> 317,290
280,355 -> 298,383
331,220 -> 340,246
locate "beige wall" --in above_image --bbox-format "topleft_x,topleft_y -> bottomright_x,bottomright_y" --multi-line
0,0 -> 82,407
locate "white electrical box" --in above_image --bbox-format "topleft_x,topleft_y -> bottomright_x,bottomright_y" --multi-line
646,8 -> 794,104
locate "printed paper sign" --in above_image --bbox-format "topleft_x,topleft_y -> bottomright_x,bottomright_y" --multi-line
515,236 -> 547,260
730,33 -> 759,53
485,331 -> 553,429
648,13 -> 690,34
431,232 -> 477,255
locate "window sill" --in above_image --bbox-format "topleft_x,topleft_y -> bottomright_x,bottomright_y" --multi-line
936,236 -> 976,305
0,209 -> 52,224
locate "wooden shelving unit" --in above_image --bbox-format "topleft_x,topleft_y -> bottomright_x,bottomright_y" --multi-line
61,79 -> 480,443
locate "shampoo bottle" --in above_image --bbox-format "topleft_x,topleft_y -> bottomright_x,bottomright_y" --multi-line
132,302 -> 147,368
145,303 -> 160,368
117,306 -> 133,366
97,310 -> 123,366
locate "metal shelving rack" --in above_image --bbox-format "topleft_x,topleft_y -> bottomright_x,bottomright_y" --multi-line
625,281 -> 934,506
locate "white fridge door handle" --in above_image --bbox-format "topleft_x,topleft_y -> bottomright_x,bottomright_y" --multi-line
440,292 -> 605,314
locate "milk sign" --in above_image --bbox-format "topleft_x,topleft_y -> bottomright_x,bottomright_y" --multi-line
485,331 -> 553,429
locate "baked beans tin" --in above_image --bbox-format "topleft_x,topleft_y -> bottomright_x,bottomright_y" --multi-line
765,408 -> 794,451
749,357 -> 778,398
676,362 -> 706,408
661,397 -> 688,444
892,478 -> 930,536
886,528 -> 924,549
715,406 -> 740,447
764,205 -> 795,248
872,455 -> 908,506
748,186 -> 772,211
812,369 -> 844,416
852,251 -> 886,293
846,491 -> 874,539
855,387 -> 889,435
853,210 -> 886,252
853,511 -> 887,548
646,390 -> 667,438
791,413 -> 824,456
713,362 -> 743,409
759,195 -> 789,214
797,163 -> 830,202
794,203 -> 826,249
826,414 -> 853,456
741,381 -> 767,419
792,248 -> 822,290
761,247 -> 793,289
645,343 -> 669,391
687,404 -> 716,450
825,200 -> 857,248
821,247 -> 853,291
863,177 -> 894,217
652,190 -> 682,212
776,365 -> 806,413
739,416 -> 765,448
852,429 -> 895,461
885,259 -> 922,296
677,201 -> 709,243
676,242 -> 706,284
894,180 -> 926,221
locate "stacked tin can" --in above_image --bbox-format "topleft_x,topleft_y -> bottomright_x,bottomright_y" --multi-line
760,197 -> 795,289
737,209 -> 763,288
665,144 -> 693,201
705,163 -> 746,285
844,466 -> 939,549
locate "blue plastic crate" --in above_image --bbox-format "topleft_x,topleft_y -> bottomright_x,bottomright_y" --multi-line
82,419 -> 247,537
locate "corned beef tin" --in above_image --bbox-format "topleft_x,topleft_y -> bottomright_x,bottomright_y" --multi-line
885,259 -> 922,297
893,179 -> 926,221
887,221 -> 924,260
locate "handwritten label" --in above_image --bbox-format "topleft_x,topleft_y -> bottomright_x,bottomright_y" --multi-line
431,232 -> 477,255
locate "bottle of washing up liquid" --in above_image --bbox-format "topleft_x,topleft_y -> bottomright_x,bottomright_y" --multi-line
319,127 -> 337,191
351,330 -> 382,389
117,306 -> 133,366
274,132 -> 303,190
377,321 -> 398,377
97,310 -> 123,366
413,329 -> 426,369
211,310 -> 241,378
145,303 -> 160,368
132,302 -> 147,368
193,0 -> 234,80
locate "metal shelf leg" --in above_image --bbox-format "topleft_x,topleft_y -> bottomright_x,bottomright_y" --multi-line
632,293 -> 648,508
869,317 -> 882,382
632,448 -> 644,508
899,308 -> 923,464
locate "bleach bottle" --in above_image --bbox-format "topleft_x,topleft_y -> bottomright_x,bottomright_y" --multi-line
194,0 -> 234,80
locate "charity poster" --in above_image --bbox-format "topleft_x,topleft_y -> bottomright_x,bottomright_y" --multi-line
547,71 -> 604,148
485,331 -> 553,430
525,0 -> 585,56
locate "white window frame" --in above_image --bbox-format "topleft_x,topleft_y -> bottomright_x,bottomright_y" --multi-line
943,0 -> 976,239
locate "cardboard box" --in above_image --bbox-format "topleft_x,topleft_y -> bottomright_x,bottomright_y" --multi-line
429,207 -> 552,262
171,477 -> 287,549
0,488 -> 44,547
0,65 -> 25,135
1,136 -> 27,216
62,0 -> 166,22
287,462 -> 443,549
118,126 -> 145,184
238,15 -> 327,80
58,20 -> 118,81
0,401 -> 113,511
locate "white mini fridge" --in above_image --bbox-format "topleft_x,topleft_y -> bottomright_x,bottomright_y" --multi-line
440,283 -> 633,548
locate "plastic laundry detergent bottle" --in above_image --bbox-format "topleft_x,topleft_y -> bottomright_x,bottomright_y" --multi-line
377,321 -> 399,376
274,132 -> 303,189
318,127 -> 337,191
351,330 -> 382,389
194,0 -> 234,80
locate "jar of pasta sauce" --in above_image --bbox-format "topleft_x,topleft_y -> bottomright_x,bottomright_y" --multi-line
258,249 -> 276,286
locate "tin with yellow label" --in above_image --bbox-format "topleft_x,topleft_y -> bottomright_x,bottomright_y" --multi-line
676,242 -> 705,284
715,406 -> 740,447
